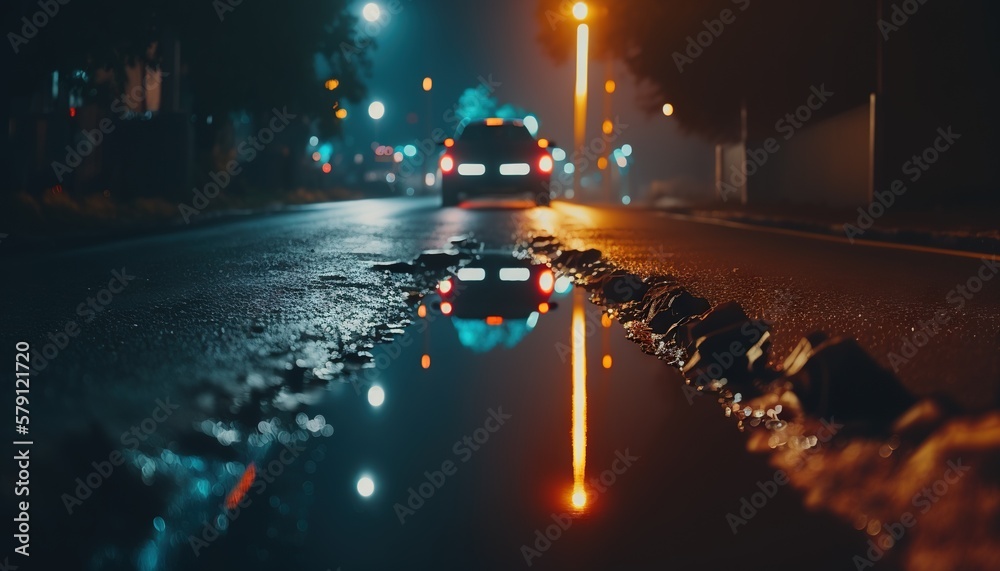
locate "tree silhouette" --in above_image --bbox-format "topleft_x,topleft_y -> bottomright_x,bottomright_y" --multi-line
9,0 -> 372,135
535,0 -> 875,142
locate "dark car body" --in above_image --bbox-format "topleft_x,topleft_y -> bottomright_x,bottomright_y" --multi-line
436,252 -> 555,320
439,119 -> 554,207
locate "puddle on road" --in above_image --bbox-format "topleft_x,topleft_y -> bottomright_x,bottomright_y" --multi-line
317,267 -> 864,570
28,238 -> 999,570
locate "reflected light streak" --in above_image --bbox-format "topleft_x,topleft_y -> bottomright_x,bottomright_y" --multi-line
575,24 -> 589,95
225,462 -> 256,509
571,288 -> 588,509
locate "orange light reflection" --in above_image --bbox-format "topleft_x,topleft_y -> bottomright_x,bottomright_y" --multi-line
571,288 -> 588,510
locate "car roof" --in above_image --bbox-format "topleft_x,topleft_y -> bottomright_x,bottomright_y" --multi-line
456,118 -> 526,137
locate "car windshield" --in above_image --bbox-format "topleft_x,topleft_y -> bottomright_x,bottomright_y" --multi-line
458,123 -> 534,145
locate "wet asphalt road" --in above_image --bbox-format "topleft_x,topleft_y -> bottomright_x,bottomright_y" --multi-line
8,196 -> 998,408
3,196 -> 998,570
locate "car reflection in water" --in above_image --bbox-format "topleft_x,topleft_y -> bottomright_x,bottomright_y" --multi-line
434,251 -> 559,353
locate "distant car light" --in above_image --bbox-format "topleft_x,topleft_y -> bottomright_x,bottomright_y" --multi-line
538,302 -> 550,314
457,267 -> 486,281
538,155 -> 554,173
440,302 -> 453,315
538,138 -> 549,148
499,163 -> 531,176
444,138 -> 455,148
440,155 -> 455,173
499,268 -> 531,282
438,278 -> 453,294
538,270 -> 555,293
457,163 -> 486,176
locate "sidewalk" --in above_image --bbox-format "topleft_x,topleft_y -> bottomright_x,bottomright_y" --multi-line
655,200 -> 1000,256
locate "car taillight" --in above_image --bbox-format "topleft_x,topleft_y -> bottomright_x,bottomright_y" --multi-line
538,155 -> 554,173
438,278 -> 453,295
440,155 -> 455,173
538,269 -> 554,293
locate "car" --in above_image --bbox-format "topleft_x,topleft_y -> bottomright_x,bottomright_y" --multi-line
434,251 -> 556,352
436,251 -> 555,320
438,118 -> 555,207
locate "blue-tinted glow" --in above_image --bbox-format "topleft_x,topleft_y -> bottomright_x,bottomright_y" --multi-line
563,163 -> 575,174
622,195 -> 632,205
403,144 -> 417,157
554,276 -> 573,294
452,318 -> 534,353
552,148 -> 566,161
621,144 -> 633,157
138,541 -> 158,571
195,479 -> 210,497
526,312 -> 540,329
309,136 -> 319,147
153,516 -> 166,532
318,143 -> 334,163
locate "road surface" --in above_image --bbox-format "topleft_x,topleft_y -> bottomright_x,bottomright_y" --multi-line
4,197 -> 998,570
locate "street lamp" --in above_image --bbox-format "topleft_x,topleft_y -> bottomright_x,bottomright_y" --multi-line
362,3 -> 381,23
368,101 -> 386,120
573,2 -> 589,197
662,103 -> 675,117
422,77 -> 433,92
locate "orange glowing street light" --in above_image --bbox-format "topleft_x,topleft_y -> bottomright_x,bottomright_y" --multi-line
572,2 -> 589,197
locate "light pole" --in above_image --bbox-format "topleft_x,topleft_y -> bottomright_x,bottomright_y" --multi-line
572,2 -> 589,198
